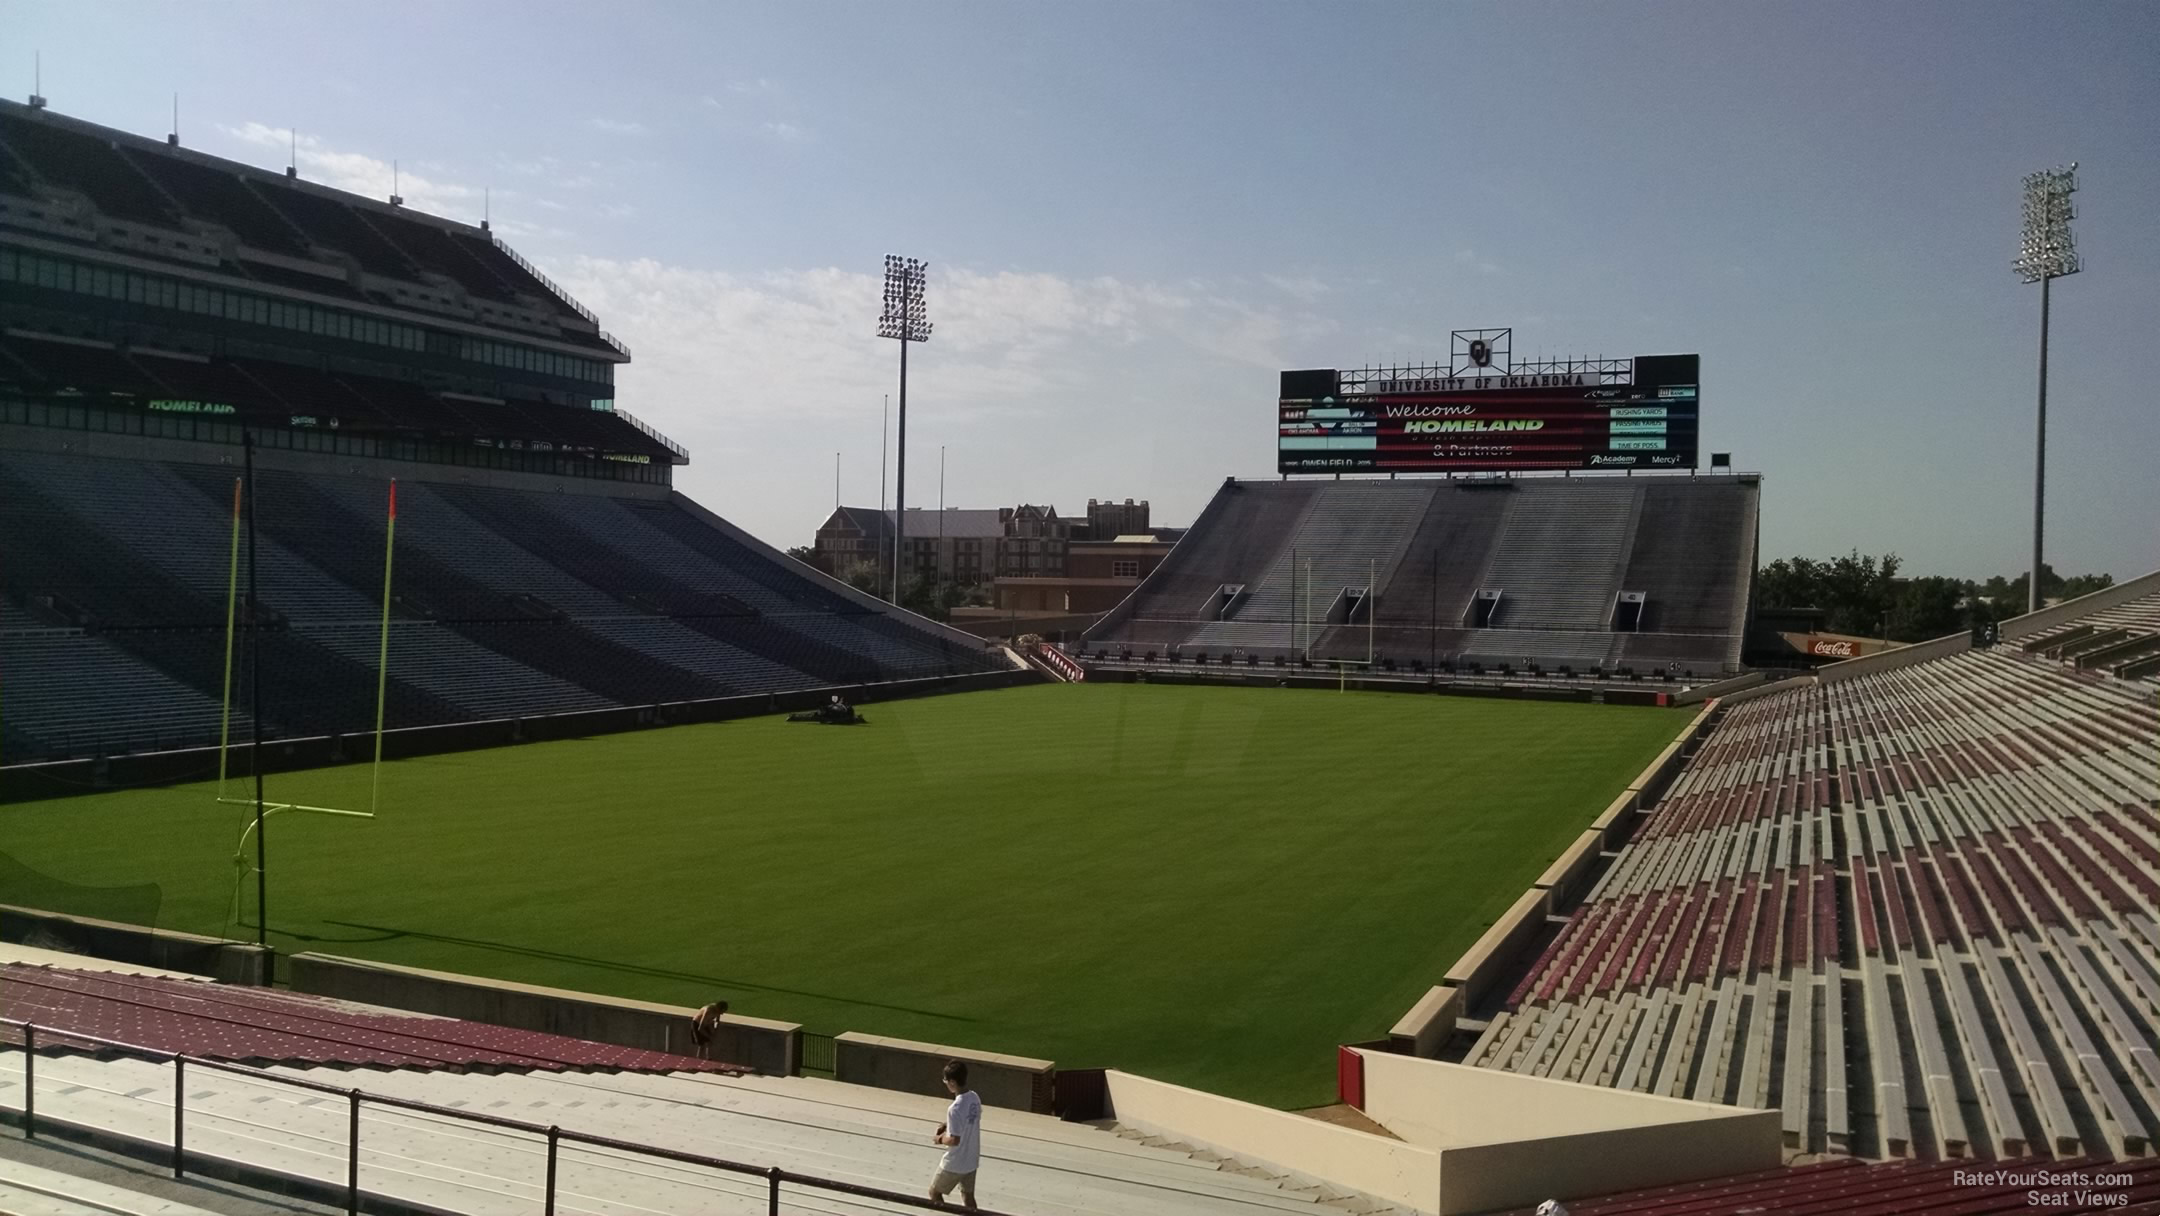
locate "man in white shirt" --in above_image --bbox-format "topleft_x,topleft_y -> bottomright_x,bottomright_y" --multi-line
928,1059 -> 983,1209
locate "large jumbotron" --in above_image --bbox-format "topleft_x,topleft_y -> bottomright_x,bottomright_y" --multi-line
2,98 -> 2157,1216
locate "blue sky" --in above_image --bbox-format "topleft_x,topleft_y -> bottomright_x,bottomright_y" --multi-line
8,1 -> 2158,579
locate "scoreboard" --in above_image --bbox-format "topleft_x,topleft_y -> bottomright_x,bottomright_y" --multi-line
1278,354 -> 1700,474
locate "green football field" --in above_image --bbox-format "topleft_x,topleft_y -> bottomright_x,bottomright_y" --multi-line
0,682 -> 1682,1108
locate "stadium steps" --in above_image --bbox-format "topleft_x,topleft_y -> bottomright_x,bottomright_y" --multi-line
1613,480 -> 1758,671
1083,480 -> 1324,652
169,465 -> 738,708
495,491 -> 809,618
298,621 -> 613,721
306,478 -> 629,619
299,478 -> 817,693
0,1052 -> 1395,1216
1363,486 -> 1515,635
0,109 -> 180,226
0,630 -> 229,759
0,1158 -> 232,1216
639,498 -> 869,617
434,484 -> 891,686
8,451 -> 381,626
116,143 -> 316,259
1184,481 -> 1432,653
1479,480 -> 1643,632
0,457 -> 465,751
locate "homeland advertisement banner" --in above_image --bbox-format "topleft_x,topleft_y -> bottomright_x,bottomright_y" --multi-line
1277,354 -> 1700,474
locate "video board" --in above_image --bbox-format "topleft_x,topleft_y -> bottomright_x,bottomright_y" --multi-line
1278,354 -> 1699,474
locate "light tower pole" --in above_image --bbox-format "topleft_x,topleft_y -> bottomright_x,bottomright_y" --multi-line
879,256 -> 933,606
2014,164 -> 2081,614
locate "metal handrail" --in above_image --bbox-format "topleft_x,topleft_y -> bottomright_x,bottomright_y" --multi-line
482,232 -> 632,360
614,406 -> 689,462
4,1017 -> 1017,1216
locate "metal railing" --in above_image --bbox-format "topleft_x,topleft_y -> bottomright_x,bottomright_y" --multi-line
4,1017 -> 1015,1215
483,232 -> 631,360
615,407 -> 690,463
800,1031 -> 836,1077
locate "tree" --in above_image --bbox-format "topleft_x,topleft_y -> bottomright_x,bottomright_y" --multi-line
838,560 -> 885,598
1757,551 -> 1900,636
1974,564 -> 2113,618
895,574 -> 971,623
1887,576 -> 1965,642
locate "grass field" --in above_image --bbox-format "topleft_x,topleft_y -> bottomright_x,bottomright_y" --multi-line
0,682 -> 1683,1108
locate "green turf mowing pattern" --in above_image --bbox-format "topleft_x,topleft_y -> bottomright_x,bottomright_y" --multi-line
0,682 -> 1683,1108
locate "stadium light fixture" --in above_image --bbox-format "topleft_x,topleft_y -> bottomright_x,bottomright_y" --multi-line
2014,164 -> 2080,614
877,255 -> 932,605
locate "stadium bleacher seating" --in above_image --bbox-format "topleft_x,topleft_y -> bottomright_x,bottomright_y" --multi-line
115,145 -> 313,257
247,182 -> 420,280
1085,475 -> 1758,674
1468,625 -> 2160,1163
0,109 -> 178,226
2019,585 -> 2160,682
0,446 -> 998,762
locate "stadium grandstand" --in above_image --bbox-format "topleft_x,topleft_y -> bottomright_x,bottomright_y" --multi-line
0,99 -> 1000,764
1458,571 -> 2160,1166
1078,473 -> 1758,679
5,98 -> 2159,1216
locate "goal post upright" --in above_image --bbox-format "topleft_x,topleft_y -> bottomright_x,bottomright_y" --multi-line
217,476 -> 241,800
371,480 -> 396,816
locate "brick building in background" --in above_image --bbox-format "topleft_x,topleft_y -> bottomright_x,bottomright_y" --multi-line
811,498 -> 1183,631
810,497 -> 1172,590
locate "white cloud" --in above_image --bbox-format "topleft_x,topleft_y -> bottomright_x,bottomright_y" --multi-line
1264,275 -> 1331,302
759,121 -> 807,143
550,257 -> 1329,543
498,154 -> 562,177
1453,248 -> 1503,276
223,121 -> 477,217
583,117 -> 648,136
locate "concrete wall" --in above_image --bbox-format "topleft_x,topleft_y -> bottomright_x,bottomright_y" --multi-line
1440,886 -> 1549,1009
1672,670 -> 1764,705
1818,629 -> 1970,684
1715,674 -> 1810,707
1389,986 -> 1463,1058
1437,1116 -> 1782,1215
286,953 -> 800,1076
833,1032 -> 1054,1114
1588,789 -> 1640,850
1533,830 -> 1606,913
1353,1052 -> 1781,1216
0,904 -> 269,985
1102,1070 -> 1442,1215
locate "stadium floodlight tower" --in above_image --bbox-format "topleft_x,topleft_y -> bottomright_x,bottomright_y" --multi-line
879,255 -> 932,605
2014,164 -> 2080,614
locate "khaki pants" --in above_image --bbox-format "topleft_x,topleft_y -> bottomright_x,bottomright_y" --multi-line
930,1169 -> 977,1202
